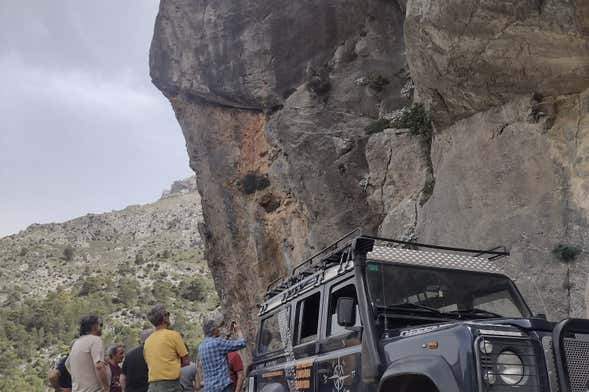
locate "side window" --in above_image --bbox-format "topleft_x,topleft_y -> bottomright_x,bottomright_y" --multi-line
258,310 -> 286,355
327,283 -> 360,337
294,292 -> 320,345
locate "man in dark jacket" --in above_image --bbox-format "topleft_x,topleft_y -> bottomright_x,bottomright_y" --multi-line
120,329 -> 153,392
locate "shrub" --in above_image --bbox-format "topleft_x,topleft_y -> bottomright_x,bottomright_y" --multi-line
552,244 -> 582,263
152,281 -> 173,303
77,276 -> 112,297
77,277 -> 100,297
62,246 -> 74,262
117,278 -> 140,306
180,278 -> 207,302
391,103 -> 432,138
118,263 -> 134,275
134,253 -> 145,265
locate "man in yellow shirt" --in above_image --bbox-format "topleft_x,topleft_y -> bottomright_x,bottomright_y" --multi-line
144,304 -> 190,392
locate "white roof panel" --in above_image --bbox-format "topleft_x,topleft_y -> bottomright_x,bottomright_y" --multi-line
367,246 -> 503,274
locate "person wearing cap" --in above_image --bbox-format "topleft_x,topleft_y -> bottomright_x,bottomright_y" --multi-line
121,329 -> 154,392
143,304 -> 190,392
198,318 -> 247,392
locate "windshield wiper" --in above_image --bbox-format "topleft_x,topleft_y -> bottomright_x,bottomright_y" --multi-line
378,303 -> 453,317
448,308 -> 503,319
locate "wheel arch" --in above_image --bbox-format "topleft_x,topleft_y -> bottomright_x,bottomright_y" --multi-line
378,356 -> 462,392
379,373 -> 439,392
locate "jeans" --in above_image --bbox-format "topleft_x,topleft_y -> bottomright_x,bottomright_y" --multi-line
148,380 -> 182,392
204,383 -> 234,392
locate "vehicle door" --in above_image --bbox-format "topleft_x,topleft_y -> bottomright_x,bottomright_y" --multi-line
290,288 -> 323,392
316,277 -> 373,392
251,305 -> 292,392
252,289 -> 325,392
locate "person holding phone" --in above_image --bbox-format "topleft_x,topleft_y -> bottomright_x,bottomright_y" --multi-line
198,318 -> 247,392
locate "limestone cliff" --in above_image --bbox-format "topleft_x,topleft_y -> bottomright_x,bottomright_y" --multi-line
149,0 -> 589,335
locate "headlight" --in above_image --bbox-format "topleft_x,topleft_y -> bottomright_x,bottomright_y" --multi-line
496,350 -> 525,385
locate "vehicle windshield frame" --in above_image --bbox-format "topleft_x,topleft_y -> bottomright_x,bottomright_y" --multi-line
364,260 -> 532,320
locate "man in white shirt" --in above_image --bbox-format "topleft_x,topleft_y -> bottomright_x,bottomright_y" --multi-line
66,315 -> 110,392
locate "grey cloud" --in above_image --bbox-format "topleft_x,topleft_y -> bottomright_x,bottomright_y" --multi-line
0,1 -> 192,237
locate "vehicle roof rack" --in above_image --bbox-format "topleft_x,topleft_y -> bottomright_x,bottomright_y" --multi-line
263,230 -> 509,300
264,229 -> 360,300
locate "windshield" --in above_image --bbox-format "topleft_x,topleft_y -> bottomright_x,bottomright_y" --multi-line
366,262 -> 530,321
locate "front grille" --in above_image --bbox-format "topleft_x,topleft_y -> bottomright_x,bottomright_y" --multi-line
476,336 -> 545,392
562,337 -> 589,392
553,319 -> 589,392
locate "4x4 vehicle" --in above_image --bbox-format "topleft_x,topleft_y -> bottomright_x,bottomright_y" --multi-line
248,231 -> 589,392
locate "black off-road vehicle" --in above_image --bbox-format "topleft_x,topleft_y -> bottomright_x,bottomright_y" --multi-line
248,231 -> 589,392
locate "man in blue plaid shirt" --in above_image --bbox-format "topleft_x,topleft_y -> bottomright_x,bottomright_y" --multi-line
198,318 -> 247,392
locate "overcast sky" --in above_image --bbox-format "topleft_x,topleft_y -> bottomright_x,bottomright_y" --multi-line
0,1 -> 193,237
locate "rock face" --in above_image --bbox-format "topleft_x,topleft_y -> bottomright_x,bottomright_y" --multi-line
150,0 -> 589,334
405,0 -> 589,125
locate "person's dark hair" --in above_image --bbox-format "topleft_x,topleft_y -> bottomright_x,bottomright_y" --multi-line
79,315 -> 101,336
107,343 -> 124,359
147,304 -> 168,327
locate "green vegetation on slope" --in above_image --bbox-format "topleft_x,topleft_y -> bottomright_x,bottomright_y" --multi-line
0,178 -> 218,391
0,271 -> 218,391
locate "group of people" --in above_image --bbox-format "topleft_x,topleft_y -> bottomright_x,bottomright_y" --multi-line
48,304 -> 248,392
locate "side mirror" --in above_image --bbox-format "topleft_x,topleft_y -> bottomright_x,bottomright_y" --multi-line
535,313 -> 547,320
337,297 -> 356,327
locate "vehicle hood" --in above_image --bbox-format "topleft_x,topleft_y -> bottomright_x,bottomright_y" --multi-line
470,317 -> 555,332
383,317 -> 554,340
